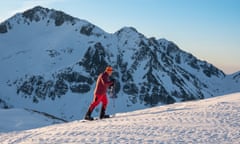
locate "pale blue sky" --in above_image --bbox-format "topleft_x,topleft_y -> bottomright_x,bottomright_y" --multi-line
0,0 -> 239,74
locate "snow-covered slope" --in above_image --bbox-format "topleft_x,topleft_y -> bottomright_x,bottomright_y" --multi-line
0,6 -> 239,121
0,108 -> 64,133
0,93 -> 239,144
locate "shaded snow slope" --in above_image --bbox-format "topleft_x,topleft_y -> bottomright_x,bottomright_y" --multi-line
0,93 -> 239,144
0,108 -> 64,133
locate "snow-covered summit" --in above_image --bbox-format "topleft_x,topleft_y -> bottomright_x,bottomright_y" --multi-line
1,6 -> 79,32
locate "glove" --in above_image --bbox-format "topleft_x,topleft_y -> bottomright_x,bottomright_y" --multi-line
110,79 -> 115,87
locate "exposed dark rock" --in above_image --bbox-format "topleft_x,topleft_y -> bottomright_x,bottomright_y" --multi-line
123,83 -> 138,96
0,98 -> 12,109
54,79 -> 68,96
70,84 -> 90,93
0,24 -> 8,33
80,24 -> 95,36
79,42 -> 108,77
50,10 -> 75,26
59,72 -> 93,84
22,6 -> 48,22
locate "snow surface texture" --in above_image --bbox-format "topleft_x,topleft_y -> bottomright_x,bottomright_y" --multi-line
1,93 -> 239,144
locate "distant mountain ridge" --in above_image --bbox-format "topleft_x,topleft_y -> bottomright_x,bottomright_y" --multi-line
0,6 -> 239,121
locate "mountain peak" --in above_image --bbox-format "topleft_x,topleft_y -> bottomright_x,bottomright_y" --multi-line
116,26 -> 144,37
118,26 -> 138,33
22,6 -> 76,26
0,6 -> 78,33
22,6 -> 49,22
24,5 -> 48,13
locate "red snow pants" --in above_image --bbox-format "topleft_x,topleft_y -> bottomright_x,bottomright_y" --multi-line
89,94 -> 108,112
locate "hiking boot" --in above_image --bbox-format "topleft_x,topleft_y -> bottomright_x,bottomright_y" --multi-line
84,109 -> 93,120
100,114 -> 110,119
100,107 -> 110,119
84,115 -> 94,120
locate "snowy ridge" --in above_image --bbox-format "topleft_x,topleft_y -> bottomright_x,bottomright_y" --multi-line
0,93 -> 239,144
0,6 -> 240,121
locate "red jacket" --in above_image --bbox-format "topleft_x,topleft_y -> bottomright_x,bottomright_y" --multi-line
94,72 -> 113,95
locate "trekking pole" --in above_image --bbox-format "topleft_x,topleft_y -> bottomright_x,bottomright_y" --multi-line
109,83 -> 116,108
112,97 -> 115,108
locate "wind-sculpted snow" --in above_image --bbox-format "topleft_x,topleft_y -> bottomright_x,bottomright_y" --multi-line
0,93 -> 239,144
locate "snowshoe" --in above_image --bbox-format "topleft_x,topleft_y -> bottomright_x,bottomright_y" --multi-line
100,114 -> 110,119
84,115 -> 94,121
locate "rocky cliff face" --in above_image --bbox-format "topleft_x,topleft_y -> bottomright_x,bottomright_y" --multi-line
0,6 -> 238,120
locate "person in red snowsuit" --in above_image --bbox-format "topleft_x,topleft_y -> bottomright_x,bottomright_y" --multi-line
84,66 -> 114,120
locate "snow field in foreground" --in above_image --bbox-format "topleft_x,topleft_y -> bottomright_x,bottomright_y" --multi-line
0,93 -> 240,144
